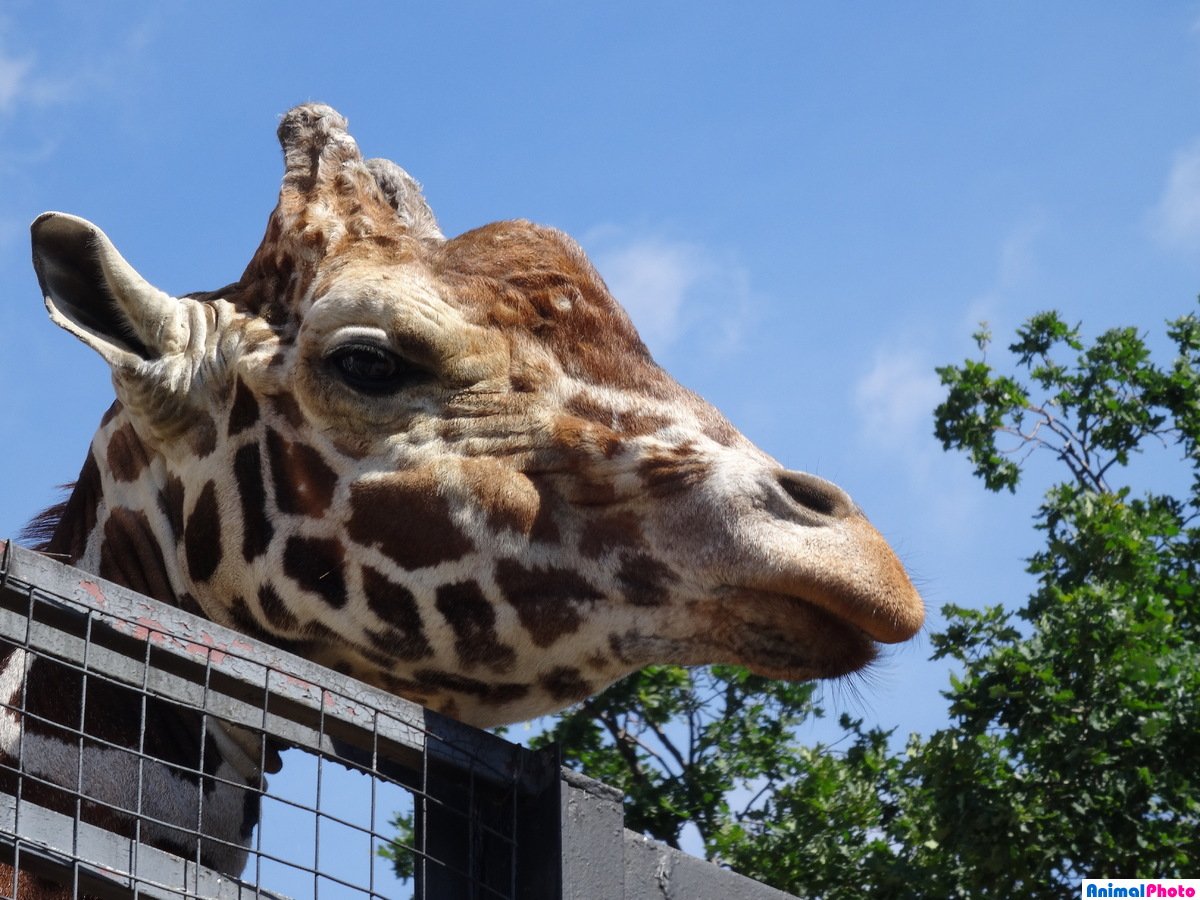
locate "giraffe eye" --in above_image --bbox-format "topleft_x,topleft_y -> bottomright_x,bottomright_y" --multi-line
326,343 -> 423,394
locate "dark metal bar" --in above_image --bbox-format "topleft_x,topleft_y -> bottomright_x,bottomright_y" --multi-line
0,795 -> 286,899
0,541 -> 797,900
0,544 -> 529,789
0,544 -> 555,898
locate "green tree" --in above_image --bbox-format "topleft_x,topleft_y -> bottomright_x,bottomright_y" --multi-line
531,664 -> 824,853
713,308 -> 1200,896
912,310 -> 1200,891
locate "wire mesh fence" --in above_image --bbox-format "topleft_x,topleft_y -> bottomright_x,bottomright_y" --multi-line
0,540 -> 794,900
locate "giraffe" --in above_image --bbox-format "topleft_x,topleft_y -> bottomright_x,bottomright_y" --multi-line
2,103 -> 923,891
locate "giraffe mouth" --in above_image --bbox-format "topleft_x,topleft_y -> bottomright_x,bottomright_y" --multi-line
722,589 -> 881,681
727,513 -> 925,650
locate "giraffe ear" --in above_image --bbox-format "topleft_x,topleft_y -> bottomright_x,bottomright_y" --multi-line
31,212 -> 192,369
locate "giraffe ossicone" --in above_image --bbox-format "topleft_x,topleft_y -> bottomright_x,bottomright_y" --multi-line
8,103 -> 922,879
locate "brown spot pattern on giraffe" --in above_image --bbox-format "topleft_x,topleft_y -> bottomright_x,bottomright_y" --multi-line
106,422 -> 150,482
529,489 -> 562,544
435,222 -> 667,393
184,481 -> 222,583
266,427 -> 338,517
435,580 -> 516,672
578,511 -> 644,559
229,600 -> 327,666
361,565 -> 432,659
233,443 -> 273,561
283,535 -> 348,608
33,448 -> 102,564
268,392 -> 306,428
99,400 -> 123,428
564,393 -> 672,438
494,559 -> 601,647
175,592 -> 205,618
227,377 -> 261,436
607,632 -> 632,664
564,392 -> 618,428
638,444 -> 712,495
539,666 -> 592,702
412,669 -> 530,705
331,435 -> 371,461
99,507 -> 175,604
190,411 -> 219,458
701,411 -> 740,447
376,672 -> 426,700
257,583 -> 299,632
228,594 -> 320,658
302,619 -> 338,644
459,458 -> 542,536
347,471 -> 474,569
622,410 -> 674,436
157,473 -> 186,542
551,414 -> 622,460
228,594 -> 273,642
616,553 -> 676,607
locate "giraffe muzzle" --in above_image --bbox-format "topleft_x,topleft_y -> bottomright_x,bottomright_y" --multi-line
753,512 -> 924,646
703,466 -> 924,651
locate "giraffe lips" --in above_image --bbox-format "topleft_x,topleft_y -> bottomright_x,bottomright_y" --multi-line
741,592 -> 880,680
710,512 -> 924,680
738,515 -> 926,648
712,588 -> 880,681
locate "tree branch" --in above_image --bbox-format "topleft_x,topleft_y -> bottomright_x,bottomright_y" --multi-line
585,700 -> 648,788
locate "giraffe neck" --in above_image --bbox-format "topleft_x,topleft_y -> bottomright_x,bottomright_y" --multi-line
46,405 -> 192,607
2,405 -> 263,876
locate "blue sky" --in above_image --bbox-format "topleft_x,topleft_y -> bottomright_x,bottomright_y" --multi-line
4,2 -> 1200,888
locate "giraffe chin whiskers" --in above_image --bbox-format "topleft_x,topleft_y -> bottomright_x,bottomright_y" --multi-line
709,588 -> 881,682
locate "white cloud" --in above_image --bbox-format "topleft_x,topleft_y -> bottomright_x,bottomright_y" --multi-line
852,343 -> 991,550
996,215 -> 1045,286
849,215 -> 1053,549
0,11 -> 160,123
0,42 -> 73,125
1149,138 -> 1200,249
591,237 -> 696,349
854,347 -> 943,460
584,228 -> 758,360
854,215 -> 1046,474
961,213 -> 1047,334
854,214 -> 1048,463
0,46 -> 32,114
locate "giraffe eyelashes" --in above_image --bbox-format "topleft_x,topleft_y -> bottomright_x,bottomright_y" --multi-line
325,342 -> 429,394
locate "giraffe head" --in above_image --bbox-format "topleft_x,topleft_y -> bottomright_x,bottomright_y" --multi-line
31,104 -> 922,727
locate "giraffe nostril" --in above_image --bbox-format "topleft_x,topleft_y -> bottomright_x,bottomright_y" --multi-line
777,470 -> 858,520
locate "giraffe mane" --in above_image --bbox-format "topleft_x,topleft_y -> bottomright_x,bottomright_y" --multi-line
20,409 -> 110,562
19,489 -> 73,550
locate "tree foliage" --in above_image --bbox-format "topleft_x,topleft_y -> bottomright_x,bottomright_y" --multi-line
386,306 -> 1200,895
530,665 -> 824,854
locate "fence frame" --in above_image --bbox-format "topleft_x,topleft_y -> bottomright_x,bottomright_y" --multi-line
0,539 -> 793,900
